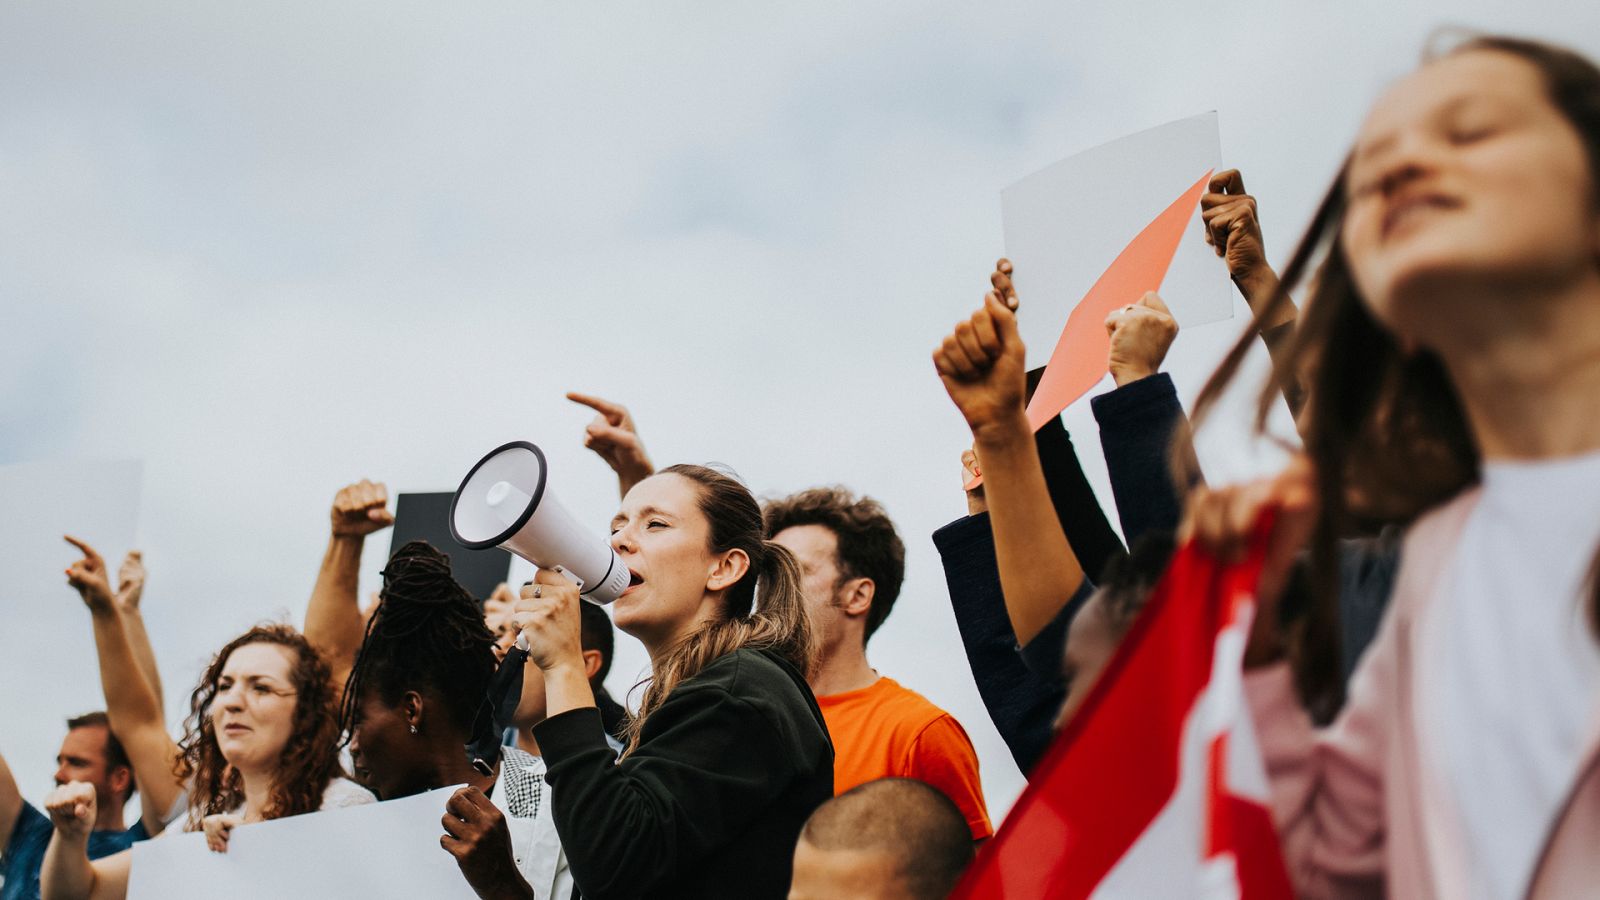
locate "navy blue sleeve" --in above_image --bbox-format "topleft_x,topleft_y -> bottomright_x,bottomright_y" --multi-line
933,401 -> 1124,776
1036,413 -> 1125,582
1090,372 -> 1192,546
933,513 -> 1066,777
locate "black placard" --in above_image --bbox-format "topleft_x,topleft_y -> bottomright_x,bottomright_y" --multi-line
389,492 -> 512,602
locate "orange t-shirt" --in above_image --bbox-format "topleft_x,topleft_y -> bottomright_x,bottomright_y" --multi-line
816,676 -> 993,840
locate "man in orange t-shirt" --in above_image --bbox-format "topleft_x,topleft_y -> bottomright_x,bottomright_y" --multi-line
766,488 -> 992,841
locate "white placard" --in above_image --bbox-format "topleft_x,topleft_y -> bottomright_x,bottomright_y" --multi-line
129,786 -> 477,899
1002,111 -> 1232,370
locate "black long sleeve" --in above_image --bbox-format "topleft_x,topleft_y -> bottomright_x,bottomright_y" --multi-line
1090,372 -> 1190,546
933,513 -> 1067,774
534,649 -> 832,899
1036,413 -> 1125,581
935,411 -> 1123,776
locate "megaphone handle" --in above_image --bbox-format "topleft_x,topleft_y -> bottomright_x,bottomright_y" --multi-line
552,565 -> 586,591
516,566 -> 582,652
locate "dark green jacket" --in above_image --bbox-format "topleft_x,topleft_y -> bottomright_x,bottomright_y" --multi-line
535,647 -> 833,899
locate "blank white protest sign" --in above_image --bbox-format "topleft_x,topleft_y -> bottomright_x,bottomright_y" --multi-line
129,786 -> 478,899
1001,111 -> 1232,372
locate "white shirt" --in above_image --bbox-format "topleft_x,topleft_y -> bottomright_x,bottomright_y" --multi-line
161,776 -> 375,834
1423,451 -> 1600,900
491,747 -> 572,900
315,776 -> 377,811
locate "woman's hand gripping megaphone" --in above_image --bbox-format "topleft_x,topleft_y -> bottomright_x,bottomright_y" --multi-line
509,569 -> 600,723
513,568 -> 587,673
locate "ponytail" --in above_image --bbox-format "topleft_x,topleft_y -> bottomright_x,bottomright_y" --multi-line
621,466 -> 816,754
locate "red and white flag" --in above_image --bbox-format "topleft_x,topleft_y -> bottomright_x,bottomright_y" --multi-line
953,519 -> 1292,899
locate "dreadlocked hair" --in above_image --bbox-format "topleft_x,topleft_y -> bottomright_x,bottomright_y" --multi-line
174,624 -> 341,829
338,540 -> 498,749
622,464 -> 816,755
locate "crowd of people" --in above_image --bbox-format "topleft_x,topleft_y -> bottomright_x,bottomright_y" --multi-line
3,30 -> 1599,900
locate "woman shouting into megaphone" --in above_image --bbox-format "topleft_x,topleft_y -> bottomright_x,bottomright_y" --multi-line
513,464 -> 834,900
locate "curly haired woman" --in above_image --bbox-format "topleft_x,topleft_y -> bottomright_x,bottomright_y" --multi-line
40,618 -> 371,900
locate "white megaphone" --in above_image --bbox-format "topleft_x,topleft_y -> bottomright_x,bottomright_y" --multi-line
449,441 -> 630,605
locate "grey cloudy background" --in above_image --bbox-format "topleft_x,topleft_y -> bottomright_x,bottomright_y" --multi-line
4,0 -> 1597,817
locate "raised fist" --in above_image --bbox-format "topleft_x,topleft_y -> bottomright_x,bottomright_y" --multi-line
331,479 -> 394,538
933,259 -> 1028,443
1104,291 -> 1179,387
45,781 -> 98,840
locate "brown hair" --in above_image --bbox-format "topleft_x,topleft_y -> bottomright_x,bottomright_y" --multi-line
763,486 -> 907,642
1190,34 -> 1600,722
64,711 -> 134,805
174,624 -> 343,828
623,464 -> 816,753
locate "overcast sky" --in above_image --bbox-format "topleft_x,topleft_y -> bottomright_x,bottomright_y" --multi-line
4,0 -> 1597,818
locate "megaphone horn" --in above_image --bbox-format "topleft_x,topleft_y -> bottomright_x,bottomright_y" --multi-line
449,441 -> 630,605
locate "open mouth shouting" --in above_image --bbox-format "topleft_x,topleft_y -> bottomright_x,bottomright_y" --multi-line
622,569 -> 645,597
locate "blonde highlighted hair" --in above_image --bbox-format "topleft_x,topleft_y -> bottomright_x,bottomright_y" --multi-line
622,464 -> 815,753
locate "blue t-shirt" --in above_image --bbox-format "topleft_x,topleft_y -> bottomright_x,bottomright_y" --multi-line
0,803 -> 147,900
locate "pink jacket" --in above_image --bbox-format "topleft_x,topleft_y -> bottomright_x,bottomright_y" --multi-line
1245,488 -> 1600,898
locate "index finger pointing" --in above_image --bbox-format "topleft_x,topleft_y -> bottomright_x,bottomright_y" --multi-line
63,535 -> 96,558
566,392 -> 626,425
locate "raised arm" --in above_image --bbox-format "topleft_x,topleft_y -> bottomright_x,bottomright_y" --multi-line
567,393 -> 655,499
303,480 -> 393,694
113,552 -> 163,718
932,261 -> 1085,646
1201,169 -> 1305,417
64,536 -> 182,836
1093,291 -> 1195,543
42,782 -> 132,900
